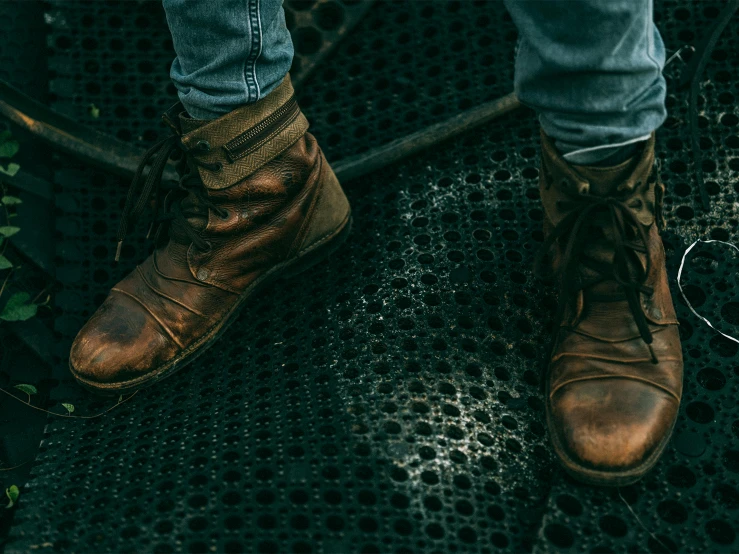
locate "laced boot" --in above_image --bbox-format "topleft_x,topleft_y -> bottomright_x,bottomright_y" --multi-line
70,76 -> 352,394
539,131 -> 683,486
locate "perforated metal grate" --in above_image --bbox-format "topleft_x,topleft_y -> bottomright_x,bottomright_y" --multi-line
5,1 -> 739,553
44,0 -> 371,144
15,109 -> 559,554
0,1 -> 48,100
295,0 -> 518,160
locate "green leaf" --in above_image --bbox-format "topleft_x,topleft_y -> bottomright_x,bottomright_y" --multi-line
0,130 -> 11,143
0,139 -> 19,159
1,196 -> 21,205
89,103 -> 100,119
118,395 -> 123,403
0,163 -> 20,177
5,485 -> 19,508
14,384 -> 37,396
0,226 -> 20,238
0,255 -> 11,270
62,403 -> 75,414
0,292 -> 37,322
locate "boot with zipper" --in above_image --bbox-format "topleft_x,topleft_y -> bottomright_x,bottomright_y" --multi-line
540,131 -> 683,486
70,75 -> 352,394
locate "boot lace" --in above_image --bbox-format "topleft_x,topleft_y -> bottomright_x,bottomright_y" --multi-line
539,191 -> 658,363
114,134 -> 225,261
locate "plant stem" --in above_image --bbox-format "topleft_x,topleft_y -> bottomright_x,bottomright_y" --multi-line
0,183 -> 9,258
31,286 -> 50,305
0,270 -> 11,298
0,387 -> 139,419
0,461 -> 30,472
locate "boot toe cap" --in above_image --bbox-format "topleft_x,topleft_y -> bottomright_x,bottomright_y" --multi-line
550,379 -> 679,475
70,294 -> 177,387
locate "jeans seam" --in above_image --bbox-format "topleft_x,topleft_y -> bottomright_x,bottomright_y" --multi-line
625,5 -> 664,113
243,0 -> 262,103
644,2 -> 662,75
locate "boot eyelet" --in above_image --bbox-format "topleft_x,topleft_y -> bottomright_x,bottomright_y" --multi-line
195,140 -> 211,152
213,162 -> 223,173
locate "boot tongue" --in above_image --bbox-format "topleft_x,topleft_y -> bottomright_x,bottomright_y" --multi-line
568,153 -> 651,301
539,132 -> 660,316
180,191 -> 208,230
167,161 -> 209,248
167,114 -> 213,244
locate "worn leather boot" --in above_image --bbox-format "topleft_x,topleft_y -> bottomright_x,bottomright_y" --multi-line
540,131 -> 683,486
70,76 -> 352,395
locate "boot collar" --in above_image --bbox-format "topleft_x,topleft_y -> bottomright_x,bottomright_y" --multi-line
540,130 -> 656,195
161,75 -> 309,191
540,130 -> 658,228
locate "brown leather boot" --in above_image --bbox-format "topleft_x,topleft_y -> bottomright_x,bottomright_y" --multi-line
540,131 -> 683,486
70,76 -> 352,395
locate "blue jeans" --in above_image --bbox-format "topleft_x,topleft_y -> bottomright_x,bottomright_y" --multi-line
503,0 -> 666,163
162,0 -> 293,120
162,0 -> 667,162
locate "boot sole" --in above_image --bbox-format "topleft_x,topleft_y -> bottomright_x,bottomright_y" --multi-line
545,393 -> 676,487
71,213 -> 353,396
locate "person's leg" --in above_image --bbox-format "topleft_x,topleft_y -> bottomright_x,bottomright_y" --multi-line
162,0 -> 293,119
70,1 -> 352,394
503,0 -> 666,165
503,0 -> 682,487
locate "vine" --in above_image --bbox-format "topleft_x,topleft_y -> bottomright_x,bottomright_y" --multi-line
0,128 -> 138,509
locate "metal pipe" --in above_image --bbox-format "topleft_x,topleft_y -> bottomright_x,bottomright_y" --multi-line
0,78 -> 177,181
0,77 -> 521,184
333,93 -> 521,183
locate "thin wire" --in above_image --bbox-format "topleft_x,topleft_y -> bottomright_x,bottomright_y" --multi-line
618,490 -> 672,553
665,44 -> 694,67
677,238 -> 739,345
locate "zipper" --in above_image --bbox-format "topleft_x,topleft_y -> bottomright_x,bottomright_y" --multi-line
224,96 -> 300,162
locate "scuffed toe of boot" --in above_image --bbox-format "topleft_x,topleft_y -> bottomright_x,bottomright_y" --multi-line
69,294 -> 179,391
548,378 -> 679,484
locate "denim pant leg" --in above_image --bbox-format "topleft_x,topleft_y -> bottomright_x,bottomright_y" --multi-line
503,0 -> 667,164
162,0 -> 293,120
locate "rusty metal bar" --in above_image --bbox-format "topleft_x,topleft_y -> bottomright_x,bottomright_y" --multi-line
0,78 -> 177,182
0,78 -> 521,184
332,93 -> 521,182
